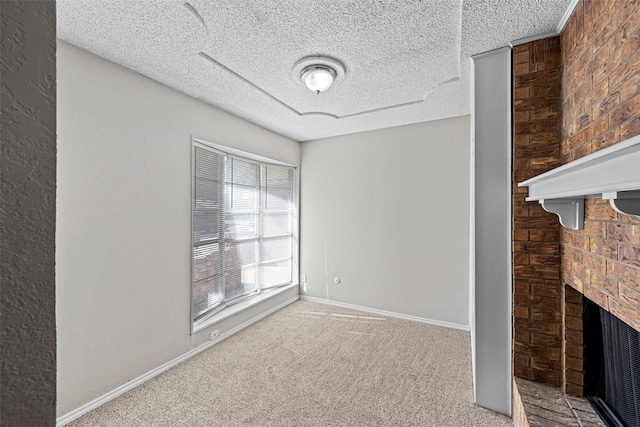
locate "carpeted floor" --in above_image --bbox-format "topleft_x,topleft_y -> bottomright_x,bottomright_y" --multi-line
67,300 -> 513,426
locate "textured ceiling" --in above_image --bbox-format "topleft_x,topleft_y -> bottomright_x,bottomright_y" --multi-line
57,0 -> 574,141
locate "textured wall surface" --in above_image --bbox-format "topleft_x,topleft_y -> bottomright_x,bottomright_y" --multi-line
512,37 -> 563,388
561,0 -> 640,332
0,1 -> 57,425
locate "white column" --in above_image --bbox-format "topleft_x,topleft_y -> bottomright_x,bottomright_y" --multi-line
471,46 -> 512,416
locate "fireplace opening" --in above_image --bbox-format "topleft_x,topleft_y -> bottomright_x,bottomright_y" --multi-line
583,297 -> 640,427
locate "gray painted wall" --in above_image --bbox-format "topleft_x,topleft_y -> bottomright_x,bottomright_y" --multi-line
300,117 -> 471,328
0,1 -> 57,425
472,47 -> 512,415
56,41 -> 300,417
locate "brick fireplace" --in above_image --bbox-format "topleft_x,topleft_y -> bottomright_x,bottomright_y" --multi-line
512,0 -> 640,413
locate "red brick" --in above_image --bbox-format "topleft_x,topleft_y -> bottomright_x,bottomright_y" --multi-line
515,69 -> 561,88
609,96 -> 640,129
565,315 -> 582,331
529,157 -> 562,170
565,355 -> 583,372
583,221 -> 607,238
514,352 -> 530,369
531,83 -> 561,97
547,37 -> 562,68
590,272 -> 619,297
531,307 -> 561,322
609,298 -> 640,333
565,328 -> 583,345
515,95 -> 562,111
620,115 -> 640,139
607,223 -> 640,245
514,264 -> 560,279
589,237 -> 617,258
514,305 -> 530,319
513,241 -> 559,254
566,273 -> 584,293
618,70 -> 640,103
529,229 -> 559,243
581,251 -> 607,275
565,302 -> 582,317
591,126 -> 621,151
618,283 -> 640,311
608,260 -> 640,284
584,284 -> 609,311
516,317 -> 561,335
530,253 -> 561,265
565,342 -> 583,358
618,243 -> 640,268
561,243 -> 577,260
513,229 -> 529,241
586,200 -> 617,220
565,285 -> 583,304
532,283 -> 560,297
515,86 -> 530,100
615,40 -> 640,77
514,62 -> 530,76
531,331 -> 562,348
565,369 -> 584,386
531,355 -> 562,371
565,383 -> 584,397
514,295 -> 561,311
513,50 -> 530,65
515,278 -> 531,295
571,259 -> 590,282
515,328 -> 530,344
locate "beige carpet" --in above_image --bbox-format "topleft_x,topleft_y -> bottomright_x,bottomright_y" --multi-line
67,300 -> 512,426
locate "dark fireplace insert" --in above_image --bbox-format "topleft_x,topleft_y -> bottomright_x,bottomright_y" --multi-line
583,297 -> 640,427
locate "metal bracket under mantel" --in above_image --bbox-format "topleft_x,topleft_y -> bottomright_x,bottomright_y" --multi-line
602,191 -> 640,217
539,198 -> 584,230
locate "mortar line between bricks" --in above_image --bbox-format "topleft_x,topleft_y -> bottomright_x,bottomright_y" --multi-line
563,394 -> 585,427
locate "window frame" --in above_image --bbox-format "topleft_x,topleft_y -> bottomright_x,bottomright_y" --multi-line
190,138 -> 299,334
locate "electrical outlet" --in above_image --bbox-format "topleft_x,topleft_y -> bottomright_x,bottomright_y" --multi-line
301,273 -> 307,282
209,329 -> 220,340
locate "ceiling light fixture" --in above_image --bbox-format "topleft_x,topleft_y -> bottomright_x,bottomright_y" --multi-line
301,65 -> 337,94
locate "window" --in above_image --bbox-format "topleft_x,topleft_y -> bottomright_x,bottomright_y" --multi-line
192,140 -> 295,325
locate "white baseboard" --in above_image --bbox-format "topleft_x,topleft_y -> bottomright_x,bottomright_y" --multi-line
299,295 -> 470,332
56,295 -> 299,426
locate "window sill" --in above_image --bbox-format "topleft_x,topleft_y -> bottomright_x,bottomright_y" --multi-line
192,283 -> 298,334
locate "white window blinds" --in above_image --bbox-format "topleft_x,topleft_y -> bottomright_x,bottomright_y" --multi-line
193,147 -> 224,321
260,164 -> 293,288
192,141 -> 295,323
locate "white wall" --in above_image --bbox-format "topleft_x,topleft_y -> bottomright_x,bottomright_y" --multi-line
56,41 -> 300,417
300,116 -> 471,328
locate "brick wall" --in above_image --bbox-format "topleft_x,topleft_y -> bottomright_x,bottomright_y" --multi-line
562,285 -> 584,396
561,0 -> 640,333
512,37 -> 563,387
512,0 -> 640,398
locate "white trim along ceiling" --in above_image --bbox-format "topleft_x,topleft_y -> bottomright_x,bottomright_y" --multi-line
57,0 -> 575,141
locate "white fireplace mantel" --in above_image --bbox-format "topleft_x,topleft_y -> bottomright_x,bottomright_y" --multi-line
518,134 -> 640,230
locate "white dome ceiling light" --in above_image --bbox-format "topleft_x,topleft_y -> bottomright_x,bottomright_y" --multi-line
292,56 -> 346,96
301,65 -> 337,94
